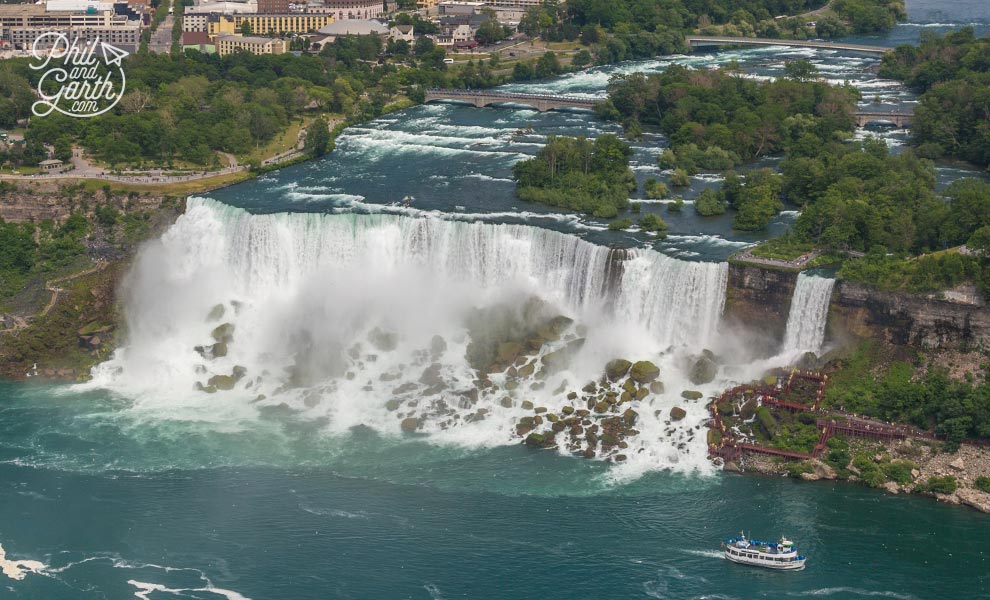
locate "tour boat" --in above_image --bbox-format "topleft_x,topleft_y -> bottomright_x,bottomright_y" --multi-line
723,533 -> 806,570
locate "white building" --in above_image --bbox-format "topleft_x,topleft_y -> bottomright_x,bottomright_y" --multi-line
485,0 -> 541,8
388,24 -> 413,42
323,0 -> 385,21
9,24 -> 140,48
438,1 -> 484,15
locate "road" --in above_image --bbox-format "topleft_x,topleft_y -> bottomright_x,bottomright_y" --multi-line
148,15 -> 174,54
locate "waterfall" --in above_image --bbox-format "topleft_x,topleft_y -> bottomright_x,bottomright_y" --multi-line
86,197 -> 730,474
781,273 -> 836,356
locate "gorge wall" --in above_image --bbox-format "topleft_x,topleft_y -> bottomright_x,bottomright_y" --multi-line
831,281 -> 990,350
0,180 -> 169,223
724,262 -> 990,352
723,263 -> 799,355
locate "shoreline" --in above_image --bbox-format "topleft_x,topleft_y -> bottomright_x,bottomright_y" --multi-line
725,438 -> 990,514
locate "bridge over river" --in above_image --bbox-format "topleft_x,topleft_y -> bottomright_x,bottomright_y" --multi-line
424,89 -> 597,111
425,88 -> 913,126
685,36 -> 892,56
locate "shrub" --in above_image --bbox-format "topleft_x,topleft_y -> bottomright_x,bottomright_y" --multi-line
638,213 -> 667,233
882,460 -> 918,486
644,178 -> 669,199
608,218 -> 632,231
756,406 -> 778,437
975,476 -> 990,493
920,475 -> 958,495
787,461 -> 813,477
852,455 -> 885,488
695,188 -> 726,216
669,168 -> 690,187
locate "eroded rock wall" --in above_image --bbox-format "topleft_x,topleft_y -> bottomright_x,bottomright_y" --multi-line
831,281 -> 990,350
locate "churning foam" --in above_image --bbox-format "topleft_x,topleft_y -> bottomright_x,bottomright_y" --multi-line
0,543 -> 45,581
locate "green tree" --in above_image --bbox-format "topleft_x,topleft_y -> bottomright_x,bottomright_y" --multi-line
968,226 -> 990,254
305,117 -> 331,157
638,212 -> 667,233
784,59 -> 818,81
695,189 -> 726,216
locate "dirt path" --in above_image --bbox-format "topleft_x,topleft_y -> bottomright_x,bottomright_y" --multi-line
0,260 -> 109,336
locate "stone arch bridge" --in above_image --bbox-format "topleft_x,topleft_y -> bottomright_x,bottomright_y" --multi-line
424,89 -> 598,112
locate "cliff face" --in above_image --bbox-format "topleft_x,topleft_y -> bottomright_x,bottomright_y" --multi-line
0,180 -> 168,223
831,281 -> 990,350
723,263 -> 798,355
723,261 -> 990,352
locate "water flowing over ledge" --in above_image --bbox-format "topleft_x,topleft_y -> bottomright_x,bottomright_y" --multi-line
782,273 -> 836,356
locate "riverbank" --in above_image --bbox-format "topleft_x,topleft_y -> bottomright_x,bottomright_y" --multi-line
708,360 -> 990,515
727,436 -> 990,514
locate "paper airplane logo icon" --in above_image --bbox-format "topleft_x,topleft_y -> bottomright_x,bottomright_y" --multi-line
100,42 -> 129,66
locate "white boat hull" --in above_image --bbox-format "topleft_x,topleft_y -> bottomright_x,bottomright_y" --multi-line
724,549 -> 806,570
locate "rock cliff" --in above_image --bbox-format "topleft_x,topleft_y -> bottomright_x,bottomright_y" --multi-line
723,263 -> 798,356
831,281 -> 990,350
724,262 -> 990,352
0,180 -> 169,223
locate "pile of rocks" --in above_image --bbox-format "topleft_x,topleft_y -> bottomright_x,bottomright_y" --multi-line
513,358 -> 686,462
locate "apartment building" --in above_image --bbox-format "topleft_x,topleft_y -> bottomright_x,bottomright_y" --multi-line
216,34 -> 287,55
0,3 -> 141,50
323,0 -> 385,21
206,13 -> 332,35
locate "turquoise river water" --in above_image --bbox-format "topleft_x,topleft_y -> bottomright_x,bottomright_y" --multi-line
2,1 -> 990,598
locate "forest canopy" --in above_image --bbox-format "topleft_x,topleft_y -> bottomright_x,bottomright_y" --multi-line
879,28 -> 990,167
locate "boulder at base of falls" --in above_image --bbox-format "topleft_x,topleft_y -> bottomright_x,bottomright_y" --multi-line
211,342 -> 228,358
419,363 -> 443,386
525,432 -> 555,448
368,327 -> 399,352
207,304 -> 225,322
207,374 -> 236,391
629,361 -> 660,383
649,381 -> 664,394
541,338 -> 585,371
211,323 -> 235,343
401,417 -> 421,433
496,341 -> 524,365
537,315 -> 573,341
670,407 -> 687,421
688,355 -> 717,385
430,335 -> 447,357
681,390 -> 703,401
605,359 -> 632,381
